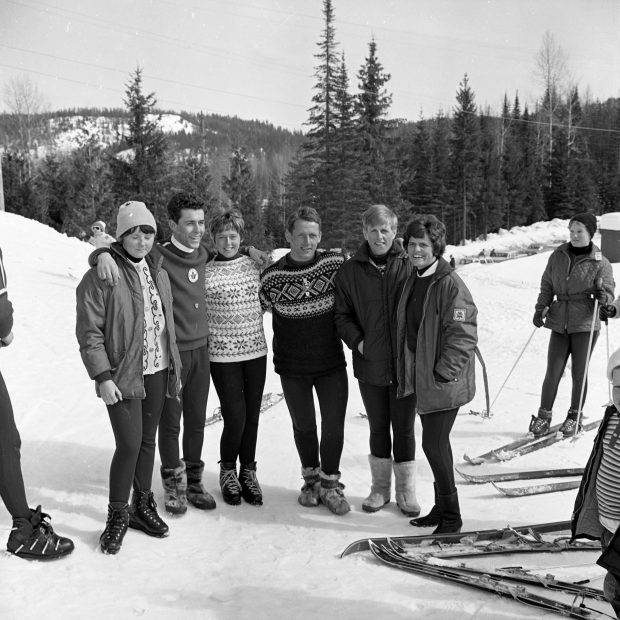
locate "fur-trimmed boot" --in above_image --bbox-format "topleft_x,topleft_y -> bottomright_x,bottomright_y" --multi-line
219,461 -> 242,506
161,462 -> 188,515
99,503 -> 129,555
184,459 -> 216,510
432,491 -> 463,534
410,483 -> 441,527
239,461 -> 263,506
319,471 -> 351,516
7,506 -> 74,560
298,466 -> 321,507
128,490 -> 169,538
393,460 -> 421,517
362,455 -> 392,513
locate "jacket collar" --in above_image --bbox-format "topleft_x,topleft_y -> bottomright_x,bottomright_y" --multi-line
352,241 -> 405,263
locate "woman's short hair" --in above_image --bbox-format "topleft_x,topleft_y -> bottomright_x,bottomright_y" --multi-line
286,207 -> 321,232
362,205 -> 397,231
403,215 -> 447,257
209,208 -> 245,239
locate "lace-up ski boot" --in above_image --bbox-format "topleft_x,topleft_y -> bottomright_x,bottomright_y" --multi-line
319,471 -> 351,516
298,466 -> 321,507
7,506 -> 74,560
184,459 -> 216,510
161,462 -> 188,515
219,461 -> 242,505
129,490 -> 169,537
559,408 -> 583,436
239,461 -> 263,506
528,407 -> 552,437
99,503 -> 129,555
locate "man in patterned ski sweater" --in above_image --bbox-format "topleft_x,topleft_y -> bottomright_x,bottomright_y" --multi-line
259,207 -> 350,515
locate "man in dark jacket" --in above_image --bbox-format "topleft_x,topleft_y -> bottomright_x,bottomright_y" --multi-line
334,205 -> 419,517
0,246 -> 74,559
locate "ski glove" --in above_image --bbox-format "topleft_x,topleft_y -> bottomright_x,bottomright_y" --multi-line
532,310 -> 545,328
600,304 -> 617,321
593,277 -> 607,304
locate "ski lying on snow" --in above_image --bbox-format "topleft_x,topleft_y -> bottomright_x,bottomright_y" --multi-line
463,420 -> 600,465
340,520 -> 572,557
205,392 -> 284,427
492,479 -> 582,497
456,466 -> 584,484
369,540 -> 607,619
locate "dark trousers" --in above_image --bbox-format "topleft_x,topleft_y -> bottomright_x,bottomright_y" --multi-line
420,407 -> 459,496
280,368 -> 348,476
210,356 -> 267,464
358,381 -> 416,462
158,345 -> 210,468
541,330 -> 599,412
107,370 -> 167,503
0,371 -> 29,518
601,529 -> 620,618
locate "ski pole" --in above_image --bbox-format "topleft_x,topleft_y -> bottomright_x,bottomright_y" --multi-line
487,307 -> 547,414
574,297 -> 599,439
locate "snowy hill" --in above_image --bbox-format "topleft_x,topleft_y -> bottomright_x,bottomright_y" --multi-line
0,211 -> 617,619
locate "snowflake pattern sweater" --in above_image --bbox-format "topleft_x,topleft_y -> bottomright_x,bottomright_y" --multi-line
259,251 -> 346,376
204,255 -> 267,363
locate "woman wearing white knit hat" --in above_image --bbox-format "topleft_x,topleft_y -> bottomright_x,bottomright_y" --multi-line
76,200 -> 182,554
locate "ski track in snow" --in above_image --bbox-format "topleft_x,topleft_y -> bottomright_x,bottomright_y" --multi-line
0,211 -> 615,619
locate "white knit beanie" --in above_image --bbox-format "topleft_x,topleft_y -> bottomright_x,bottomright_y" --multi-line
116,201 -> 157,238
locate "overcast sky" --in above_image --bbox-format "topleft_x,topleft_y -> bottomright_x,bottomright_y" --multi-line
1,0 -> 619,131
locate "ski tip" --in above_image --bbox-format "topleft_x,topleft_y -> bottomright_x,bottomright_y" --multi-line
340,539 -> 370,557
462,454 -> 485,466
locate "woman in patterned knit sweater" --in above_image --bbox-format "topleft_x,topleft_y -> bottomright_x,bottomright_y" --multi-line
204,209 -> 268,506
76,201 -> 181,554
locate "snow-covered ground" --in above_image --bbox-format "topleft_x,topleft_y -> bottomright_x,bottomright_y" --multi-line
0,211 -> 616,619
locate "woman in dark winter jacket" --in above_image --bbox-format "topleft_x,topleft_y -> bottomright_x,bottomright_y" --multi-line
571,349 -> 620,617
529,213 -> 614,437
395,214 -> 478,535
76,201 -> 182,555
334,205 -> 418,516
0,246 -> 74,560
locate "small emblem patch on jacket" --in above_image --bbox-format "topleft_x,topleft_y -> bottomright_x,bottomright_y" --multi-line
453,308 -> 466,321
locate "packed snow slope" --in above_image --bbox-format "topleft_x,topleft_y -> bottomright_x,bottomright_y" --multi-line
0,211 -> 616,619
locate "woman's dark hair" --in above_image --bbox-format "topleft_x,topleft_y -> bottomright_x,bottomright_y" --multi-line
209,208 -> 245,239
403,215 -> 447,257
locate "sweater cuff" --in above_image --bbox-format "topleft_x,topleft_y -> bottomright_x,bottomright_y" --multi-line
94,370 -> 113,383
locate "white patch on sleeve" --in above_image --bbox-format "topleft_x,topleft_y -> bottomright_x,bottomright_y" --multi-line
453,308 -> 466,321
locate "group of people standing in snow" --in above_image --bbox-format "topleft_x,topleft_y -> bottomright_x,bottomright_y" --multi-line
1,197 -> 619,616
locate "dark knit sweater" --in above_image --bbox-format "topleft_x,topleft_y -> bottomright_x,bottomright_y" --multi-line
259,250 -> 346,376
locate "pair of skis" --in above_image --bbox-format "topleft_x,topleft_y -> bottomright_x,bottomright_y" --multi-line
368,537 -> 609,619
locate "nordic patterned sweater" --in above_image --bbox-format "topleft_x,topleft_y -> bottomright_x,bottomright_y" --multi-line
204,254 -> 268,363
259,250 -> 346,377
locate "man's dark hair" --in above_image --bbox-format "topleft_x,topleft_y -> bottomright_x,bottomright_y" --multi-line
286,206 -> 321,233
166,192 -> 205,223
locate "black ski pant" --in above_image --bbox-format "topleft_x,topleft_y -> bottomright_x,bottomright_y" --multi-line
106,370 -> 166,503
419,407 -> 459,497
358,381 -> 416,462
210,356 -> 267,465
540,330 -> 599,413
280,368 -> 348,476
159,344 -> 210,469
0,370 -> 30,519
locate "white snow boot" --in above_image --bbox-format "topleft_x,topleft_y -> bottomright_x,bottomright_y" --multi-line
362,455 -> 392,513
393,460 -> 421,517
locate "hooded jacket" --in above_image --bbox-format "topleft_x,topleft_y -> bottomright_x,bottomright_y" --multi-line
395,257 -> 477,414
334,241 -> 411,386
76,243 -> 181,400
535,242 -> 614,334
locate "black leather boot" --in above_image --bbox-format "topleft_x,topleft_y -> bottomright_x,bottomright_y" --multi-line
409,483 -> 441,527
100,504 -> 129,555
219,462 -> 242,506
129,490 -> 169,537
239,461 -> 263,506
432,491 -> 463,534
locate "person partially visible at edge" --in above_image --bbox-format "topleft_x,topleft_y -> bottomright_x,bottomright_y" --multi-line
76,201 -> 182,554
259,206 -> 350,516
334,205 -> 420,517
571,349 -> 620,619
0,247 -> 74,560
395,214 -> 478,535
204,209 -> 268,507
529,212 -> 614,438
90,192 -> 269,517
88,220 -> 115,248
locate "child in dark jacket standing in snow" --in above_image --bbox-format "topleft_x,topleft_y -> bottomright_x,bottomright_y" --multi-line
204,209 -> 268,506
76,201 -> 182,555
572,348 -> 620,618
0,246 -> 74,560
